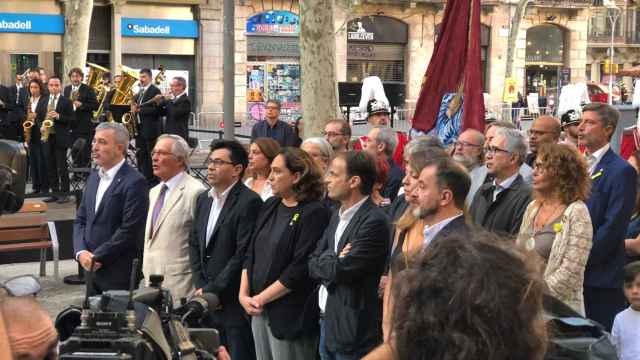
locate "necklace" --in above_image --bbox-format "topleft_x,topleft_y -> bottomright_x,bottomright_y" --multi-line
525,201 -> 565,251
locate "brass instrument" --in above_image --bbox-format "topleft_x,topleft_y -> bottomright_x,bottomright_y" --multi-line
23,101 -> 35,144
114,66 -> 141,137
86,63 -> 110,122
41,98 -> 56,142
154,65 -> 166,87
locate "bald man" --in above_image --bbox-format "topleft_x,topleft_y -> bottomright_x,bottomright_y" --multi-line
452,129 -> 485,171
526,115 -> 561,166
1,296 -> 58,359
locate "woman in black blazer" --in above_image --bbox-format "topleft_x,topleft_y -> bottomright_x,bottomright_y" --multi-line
240,147 -> 330,360
25,79 -> 49,194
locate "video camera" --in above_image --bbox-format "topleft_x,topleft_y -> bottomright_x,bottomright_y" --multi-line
56,258 -> 221,360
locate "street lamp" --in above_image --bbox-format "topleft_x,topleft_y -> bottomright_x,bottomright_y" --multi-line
604,0 -> 620,105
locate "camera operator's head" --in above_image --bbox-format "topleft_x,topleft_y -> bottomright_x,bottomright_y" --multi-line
0,296 -> 58,360
389,233 -> 547,360
0,165 -> 23,217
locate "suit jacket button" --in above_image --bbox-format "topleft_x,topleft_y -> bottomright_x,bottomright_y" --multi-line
206,255 -> 211,260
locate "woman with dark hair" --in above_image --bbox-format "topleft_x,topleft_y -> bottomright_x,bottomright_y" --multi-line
25,78 -> 49,194
240,147 -> 331,360
365,233 -> 548,360
624,150 -> 640,261
517,142 -> 592,315
245,137 -> 281,201
372,158 -> 390,207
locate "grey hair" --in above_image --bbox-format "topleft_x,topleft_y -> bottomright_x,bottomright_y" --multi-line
372,126 -> 397,157
172,76 -> 187,89
404,135 -> 445,156
302,137 -> 335,161
95,122 -> 130,148
495,127 -> 527,165
158,134 -> 191,168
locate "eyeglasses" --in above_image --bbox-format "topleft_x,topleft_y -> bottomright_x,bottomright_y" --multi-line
266,106 -> 279,110
322,131 -> 344,137
454,140 -> 482,148
527,129 -> 556,137
151,150 -> 176,158
484,145 -> 511,155
206,158 -> 235,167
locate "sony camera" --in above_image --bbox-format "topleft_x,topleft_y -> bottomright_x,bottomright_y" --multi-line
56,259 -> 221,360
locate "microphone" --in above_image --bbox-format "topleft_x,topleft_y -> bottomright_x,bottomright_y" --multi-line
180,293 -> 220,324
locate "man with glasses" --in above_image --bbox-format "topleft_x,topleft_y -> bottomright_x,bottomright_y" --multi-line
469,127 -> 531,235
250,99 -> 296,147
190,139 -> 262,360
525,115 -> 561,166
452,129 -> 485,205
142,134 -> 206,302
324,119 -> 351,153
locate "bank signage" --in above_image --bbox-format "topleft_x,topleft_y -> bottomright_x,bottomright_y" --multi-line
122,18 -> 198,38
0,13 -> 64,34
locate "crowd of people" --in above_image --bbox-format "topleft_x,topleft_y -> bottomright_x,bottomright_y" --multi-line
3,75 -> 640,359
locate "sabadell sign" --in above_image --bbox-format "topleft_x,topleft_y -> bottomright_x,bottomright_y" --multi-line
0,13 -> 64,34
121,18 -> 198,38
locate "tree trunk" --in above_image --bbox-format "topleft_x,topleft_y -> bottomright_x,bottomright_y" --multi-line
505,0 -> 529,79
62,0 -> 94,86
300,0 -> 339,139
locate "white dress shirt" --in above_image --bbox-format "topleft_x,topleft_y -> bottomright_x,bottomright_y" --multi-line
30,97 -> 39,113
49,94 -> 59,110
586,143 -> 610,175
422,213 -> 463,248
244,177 -> 273,201
95,158 -> 126,212
493,172 -> 519,202
318,196 -> 369,313
157,171 -> 185,206
205,181 -> 237,246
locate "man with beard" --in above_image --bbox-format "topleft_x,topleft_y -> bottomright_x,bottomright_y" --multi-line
414,158 -> 472,248
525,115 -> 561,166
561,110 -> 581,148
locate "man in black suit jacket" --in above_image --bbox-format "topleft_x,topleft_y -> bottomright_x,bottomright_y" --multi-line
7,75 -> 28,142
309,151 -> 391,359
190,140 -> 261,360
64,67 -> 98,168
0,84 -> 14,140
131,68 -> 162,185
42,77 -> 74,204
157,76 -> 191,142
74,122 -> 148,294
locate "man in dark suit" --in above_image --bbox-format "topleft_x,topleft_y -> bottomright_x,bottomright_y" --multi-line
0,84 -> 14,140
155,76 -> 191,142
470,127 -> 531,236
190,139 -> 261,360
363,126 -> 404,202
42,76 -> 74,204
103,74 -> 129,123
131,68 -> 162,185
64,67 -> 98,169
309,151 -> 391,359
578,103 -> 637,331
74,122 -> 148,294
7,74 -> 28,142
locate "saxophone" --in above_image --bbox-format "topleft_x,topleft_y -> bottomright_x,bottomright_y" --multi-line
23,100 -> 35,144
41,98 -> 55,142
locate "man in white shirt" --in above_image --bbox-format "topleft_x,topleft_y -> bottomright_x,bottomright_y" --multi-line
142,134 -> 206,301
309,151 -> 391,359
189,139 -> 262,360
414,158 -> 471,248
74,122 -> 148,294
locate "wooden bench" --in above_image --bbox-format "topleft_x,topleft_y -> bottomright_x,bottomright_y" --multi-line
18,200 -> 47,214
0,210 -> 60,279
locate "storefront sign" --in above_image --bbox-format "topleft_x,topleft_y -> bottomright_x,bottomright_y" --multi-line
347,16 -> 408,44
122,18 -> 198,38
247,36 -> 300,58
0,13 -> 64,34
503,77 -> 518,103
246,11 -> 299,36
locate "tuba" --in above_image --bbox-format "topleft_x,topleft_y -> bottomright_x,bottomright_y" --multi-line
86,63 -> 110,122
114,66 -> 140,137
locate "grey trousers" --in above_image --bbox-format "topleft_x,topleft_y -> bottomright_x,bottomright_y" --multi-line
251,314 -> 317,360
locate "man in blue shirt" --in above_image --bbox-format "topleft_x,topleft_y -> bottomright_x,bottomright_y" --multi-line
250,100 -> 296,147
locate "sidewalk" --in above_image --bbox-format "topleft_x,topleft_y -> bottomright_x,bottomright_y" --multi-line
0,259 -> 85,319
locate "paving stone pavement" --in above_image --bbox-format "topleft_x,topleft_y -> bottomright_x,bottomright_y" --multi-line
0,259 -> 85,320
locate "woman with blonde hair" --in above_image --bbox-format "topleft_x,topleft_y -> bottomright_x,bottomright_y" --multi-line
517,142 -> 593,315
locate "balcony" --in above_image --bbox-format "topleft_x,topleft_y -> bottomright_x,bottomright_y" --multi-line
588,7 -> 640,45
